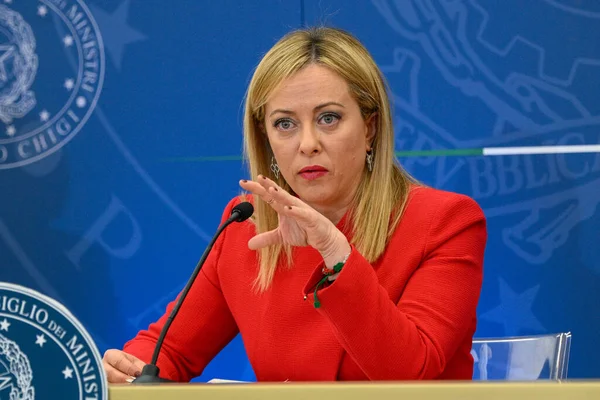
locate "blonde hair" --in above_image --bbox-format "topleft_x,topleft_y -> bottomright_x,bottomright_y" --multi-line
243,27 -> 416,291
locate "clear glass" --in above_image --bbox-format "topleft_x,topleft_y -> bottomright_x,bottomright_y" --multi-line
471,332 -> 572,380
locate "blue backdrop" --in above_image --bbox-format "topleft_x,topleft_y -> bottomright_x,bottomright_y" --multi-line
0,0 -> 598,382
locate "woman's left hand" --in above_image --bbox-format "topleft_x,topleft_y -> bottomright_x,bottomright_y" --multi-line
239,175 -> 351,266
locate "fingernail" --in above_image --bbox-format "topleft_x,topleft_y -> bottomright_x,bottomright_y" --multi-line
126,377 -> 134,383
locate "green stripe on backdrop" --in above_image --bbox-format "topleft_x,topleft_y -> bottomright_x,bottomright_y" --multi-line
160,145 -> 600,162
161,149 -> 484,162
395,149 -> 484,157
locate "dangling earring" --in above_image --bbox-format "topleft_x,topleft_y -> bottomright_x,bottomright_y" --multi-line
270,156 -> 280,179
366,149 -> 374,172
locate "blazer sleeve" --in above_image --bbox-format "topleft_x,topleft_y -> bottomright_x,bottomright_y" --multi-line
302,193 -> 487,380
122,198 -> 241,382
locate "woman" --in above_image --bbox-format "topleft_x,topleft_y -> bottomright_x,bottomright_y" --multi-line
103,27 -> 486,382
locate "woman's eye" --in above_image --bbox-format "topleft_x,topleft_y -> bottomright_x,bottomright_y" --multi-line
274,119 -> 295,130
319,113 -> 340,125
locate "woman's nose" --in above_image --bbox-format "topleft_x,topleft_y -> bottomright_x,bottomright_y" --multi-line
298,126 -> 321,155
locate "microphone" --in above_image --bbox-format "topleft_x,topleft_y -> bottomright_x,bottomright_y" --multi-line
133,201 -> 254,384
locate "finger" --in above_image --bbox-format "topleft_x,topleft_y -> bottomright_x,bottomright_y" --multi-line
239,179 -> 274,204
103,360 -> 135,384
248,230 -> 282,250
268,185 -> 302,208
123,352 -> 147,372
113,356 -> 143,378
261,179 -> 306,208
261,187 -> 289,213
240,177 -> 289,210
256,175 -> 283,195
105,350 -> 143,378
282,204 -> 317,226
256,174 -> 276,189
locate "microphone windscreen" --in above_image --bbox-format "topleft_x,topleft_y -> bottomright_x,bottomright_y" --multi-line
232,201 -> 254,222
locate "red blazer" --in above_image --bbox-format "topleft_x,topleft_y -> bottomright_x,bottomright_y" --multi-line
123,185 -> 487,381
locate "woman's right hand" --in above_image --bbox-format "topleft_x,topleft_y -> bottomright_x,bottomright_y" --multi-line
102,349 -> 146,383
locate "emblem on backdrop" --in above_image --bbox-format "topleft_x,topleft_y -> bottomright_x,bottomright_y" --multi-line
0,0 -> 105,170
0,282 -> 108,399
374,0 -> 600,266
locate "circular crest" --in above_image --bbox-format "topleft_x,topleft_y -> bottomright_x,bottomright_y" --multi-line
0,0 -> 105,169
0,282 -> 108,399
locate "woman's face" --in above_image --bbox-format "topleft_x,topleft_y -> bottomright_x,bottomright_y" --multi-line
264,64 -> 375,215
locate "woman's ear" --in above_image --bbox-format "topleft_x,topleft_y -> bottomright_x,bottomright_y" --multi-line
365,112 -> 378,148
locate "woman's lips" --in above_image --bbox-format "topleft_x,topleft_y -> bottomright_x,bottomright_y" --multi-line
298,165 -> 328,181
299,171 -> 328,180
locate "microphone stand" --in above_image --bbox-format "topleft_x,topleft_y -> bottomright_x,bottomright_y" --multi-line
133,204 -> 252,384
